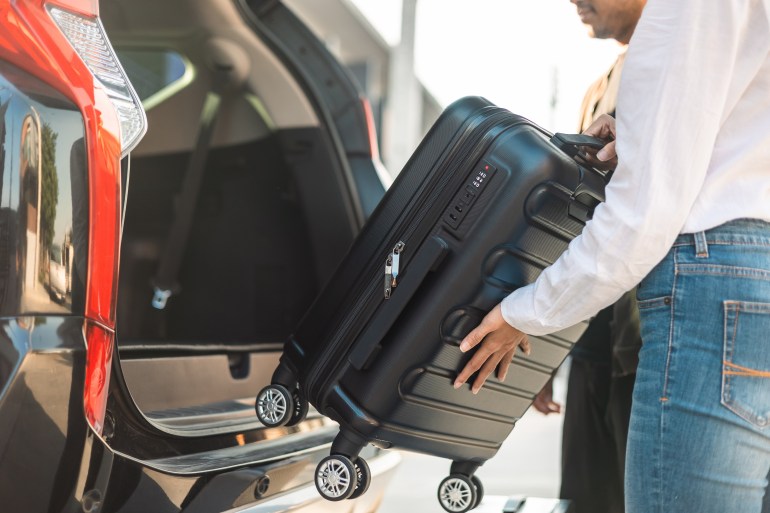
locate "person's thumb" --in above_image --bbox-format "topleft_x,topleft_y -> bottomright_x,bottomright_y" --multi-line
597,140 -> 617,161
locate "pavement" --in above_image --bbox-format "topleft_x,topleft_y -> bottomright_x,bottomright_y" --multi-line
377,364 -> 569,513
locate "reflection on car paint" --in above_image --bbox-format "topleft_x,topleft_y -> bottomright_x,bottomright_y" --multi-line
0,61 -> 87,317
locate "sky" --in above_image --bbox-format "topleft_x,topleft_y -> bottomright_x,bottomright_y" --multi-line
347,0 -> 622,133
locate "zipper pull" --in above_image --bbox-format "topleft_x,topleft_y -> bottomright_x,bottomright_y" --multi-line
384,241 -> 405,299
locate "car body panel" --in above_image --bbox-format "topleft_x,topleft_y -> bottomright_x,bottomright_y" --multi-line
0,59 -> 87,317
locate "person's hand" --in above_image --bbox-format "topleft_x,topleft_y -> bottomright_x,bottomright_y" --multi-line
581,113 -> 618,170
532,377 -> 561,415
453,303 -> 531,394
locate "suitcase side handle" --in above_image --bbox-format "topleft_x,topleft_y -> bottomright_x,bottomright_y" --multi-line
348,236 -> 450,370
568,176 -> 607,223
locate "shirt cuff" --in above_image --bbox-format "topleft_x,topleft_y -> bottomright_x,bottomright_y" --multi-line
500,284 -> 551,336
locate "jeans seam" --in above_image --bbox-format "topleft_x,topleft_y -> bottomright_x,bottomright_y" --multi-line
637,296 -> 670,310
677,265 -> 770,280
722,303 -> 730,413
662,248 -> 678,402
658,399 -> 667,513
672,240 -> 770,248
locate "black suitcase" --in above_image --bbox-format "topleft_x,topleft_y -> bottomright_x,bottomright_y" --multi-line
255,97 -> 608,512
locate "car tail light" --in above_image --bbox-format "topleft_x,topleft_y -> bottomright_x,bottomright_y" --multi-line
360,96 -> 392,188
360,96 -> 380,161
47,5 -> 146,157
84,322 -> 114,434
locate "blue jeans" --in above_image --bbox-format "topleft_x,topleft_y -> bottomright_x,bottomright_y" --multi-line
626,219 -> 770,513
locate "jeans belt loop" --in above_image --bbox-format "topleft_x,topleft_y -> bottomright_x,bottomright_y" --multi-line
694,231 -> 709,259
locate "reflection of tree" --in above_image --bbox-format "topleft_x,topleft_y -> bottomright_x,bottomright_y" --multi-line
40,123 -> 58,254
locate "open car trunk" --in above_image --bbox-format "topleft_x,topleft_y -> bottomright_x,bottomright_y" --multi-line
103,0 -> 385,447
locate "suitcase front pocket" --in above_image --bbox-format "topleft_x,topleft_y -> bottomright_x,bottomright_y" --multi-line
348,236 -> 449,370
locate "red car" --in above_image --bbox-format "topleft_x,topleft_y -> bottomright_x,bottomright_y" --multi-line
0,0 -> 398,511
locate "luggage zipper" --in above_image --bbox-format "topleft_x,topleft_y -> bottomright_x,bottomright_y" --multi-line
307,111 -> 525,399
384,241 -> 406,299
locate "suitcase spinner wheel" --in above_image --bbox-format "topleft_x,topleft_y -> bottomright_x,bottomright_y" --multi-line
286,388 -> 308,427
471,475 -> 485,509
255,384 -> 293,427
256,380 -> 308,427
438,474 -> 478,513
314,454 -> 359,501
348,457 -> 371,500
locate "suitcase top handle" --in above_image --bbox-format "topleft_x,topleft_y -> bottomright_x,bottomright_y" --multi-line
550,133 -> 608,158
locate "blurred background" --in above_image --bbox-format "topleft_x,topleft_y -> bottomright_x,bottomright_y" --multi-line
286,0 -> 621,175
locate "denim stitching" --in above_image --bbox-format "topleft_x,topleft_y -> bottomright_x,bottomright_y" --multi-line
672,240 -> 770,248
730,305 -> 739,394
637,297 -> 671,310
721,301 -> 770,428
728,301 -> 770,314
662,248 -> 678,402
694,231 -> 709,258
722,303 -> 732,406
731,304 -> 738,404
677,264 -> 770,281
723,362 -> 770,377
659,353 -> 670,513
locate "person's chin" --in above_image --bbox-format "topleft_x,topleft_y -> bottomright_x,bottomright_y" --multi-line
588,26 -> 612,40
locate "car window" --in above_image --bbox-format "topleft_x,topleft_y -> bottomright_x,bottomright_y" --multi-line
115,49 -> 193,110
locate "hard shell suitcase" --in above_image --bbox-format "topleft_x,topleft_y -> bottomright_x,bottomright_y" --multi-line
256,97 -> 608,512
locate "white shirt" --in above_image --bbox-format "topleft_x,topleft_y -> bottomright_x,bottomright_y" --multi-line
501,0 -> 770,336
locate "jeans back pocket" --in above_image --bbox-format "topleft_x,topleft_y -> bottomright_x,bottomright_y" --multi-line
722,300 -> 770,429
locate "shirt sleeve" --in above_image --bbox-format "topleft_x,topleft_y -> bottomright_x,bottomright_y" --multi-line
500,0 -> 761,336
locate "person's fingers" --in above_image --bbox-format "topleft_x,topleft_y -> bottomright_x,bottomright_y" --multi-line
532,394 -> 551,414
533,392 -> 561,415
497,347 -> 516,381
519,335 -> 532,356
454,304 -> 526,390
597,140 -> 617,161
472,351 -> 505,394
453,343 -> 491,388
459,323 -> 490,353
460,304 -> 506,352
578,147 -> 616,171
582,113 -> 615,139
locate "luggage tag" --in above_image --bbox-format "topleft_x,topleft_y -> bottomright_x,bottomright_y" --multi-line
384,241 -> 405,299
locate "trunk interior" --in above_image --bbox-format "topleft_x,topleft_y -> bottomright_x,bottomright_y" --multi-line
102,0 -> 376,435
118,136 -> 318,431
